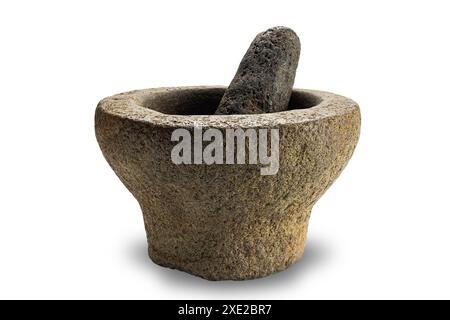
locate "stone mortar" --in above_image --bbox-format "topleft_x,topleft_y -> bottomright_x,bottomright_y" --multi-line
95,86 -> 361,280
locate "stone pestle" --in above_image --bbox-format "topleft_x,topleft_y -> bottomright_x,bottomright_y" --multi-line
215,26 -> 301,115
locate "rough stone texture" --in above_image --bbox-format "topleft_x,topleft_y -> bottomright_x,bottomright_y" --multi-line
95,86 -> 361,280
215,27 -> 300,115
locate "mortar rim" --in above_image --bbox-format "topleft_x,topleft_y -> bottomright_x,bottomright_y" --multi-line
97,86 -> 359,128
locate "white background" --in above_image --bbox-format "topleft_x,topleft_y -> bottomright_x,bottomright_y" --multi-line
1,0 -> 449,299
